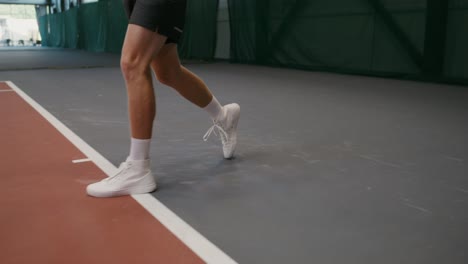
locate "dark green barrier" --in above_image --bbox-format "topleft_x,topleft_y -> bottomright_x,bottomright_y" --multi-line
178,0 -> 219,60
228,0 -> 468,85
48,12 -> 65,47
38,15 -> 49,46
37,0 -> 217,60
78,2 -> 106,52
105,0 -> 128,53
445,0 -> 468,81
64,8 -> 79,49
38,0 -> 128,53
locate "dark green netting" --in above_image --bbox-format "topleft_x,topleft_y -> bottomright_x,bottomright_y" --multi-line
37,0 -> 467,85
105,0 -> 128,53
48,12 -> 65,47
228,0 -> 468,85
38,1 -> 125,53
77,2 -> 107,52
37,15 -> 49,46
178,0 -> 219,60
229,0 -> 425,73
445,0 -> 468,81
37,0 -> 218,59
38,0 -> 128,53
227,0 -> 256,62
64,8 -> 79,49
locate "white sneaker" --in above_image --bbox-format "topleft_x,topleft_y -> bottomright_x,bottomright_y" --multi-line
203,103 -> 240,159
86,158 -> 157,198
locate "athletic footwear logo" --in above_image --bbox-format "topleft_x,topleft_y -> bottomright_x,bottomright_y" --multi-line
174,27 -> 183,33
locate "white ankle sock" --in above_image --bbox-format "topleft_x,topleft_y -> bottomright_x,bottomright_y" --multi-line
204,96 -> 224,121
128,137 -> 151,161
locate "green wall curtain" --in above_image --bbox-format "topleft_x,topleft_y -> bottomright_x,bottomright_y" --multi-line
178,0 -> 219,60
228,0 -> 468,85
38,0 -> 219,59
38,0 -> 127,53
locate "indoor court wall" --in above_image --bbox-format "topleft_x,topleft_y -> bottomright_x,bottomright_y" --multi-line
37,0 -> 468,85
228,0 -> 468,85
37,0 -> 218,59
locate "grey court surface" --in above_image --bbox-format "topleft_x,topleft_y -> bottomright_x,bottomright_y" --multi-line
1,48 -> 468,264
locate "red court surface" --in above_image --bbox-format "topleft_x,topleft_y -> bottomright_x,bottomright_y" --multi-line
0,82 -> 205,264
0,82 -> 12,90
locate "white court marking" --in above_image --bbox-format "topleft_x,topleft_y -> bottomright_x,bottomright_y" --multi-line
5,81 -> 237,264
72,158 -> 92,163
0,90 -> 14,92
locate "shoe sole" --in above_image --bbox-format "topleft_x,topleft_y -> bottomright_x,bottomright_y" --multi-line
87,183 -> 157,198
224,103 -> 240,159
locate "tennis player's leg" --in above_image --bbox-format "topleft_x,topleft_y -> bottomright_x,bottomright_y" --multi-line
87,0 -> 169,197
151,44 -> 240,159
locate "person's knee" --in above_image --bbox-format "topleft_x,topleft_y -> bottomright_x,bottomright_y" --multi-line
155,65 -> 181,86
121,55 -> 147,81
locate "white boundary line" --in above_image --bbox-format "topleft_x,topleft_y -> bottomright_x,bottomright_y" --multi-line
72,158 -> 92,163
0,89 -> 14,92
5,81 -> 237,264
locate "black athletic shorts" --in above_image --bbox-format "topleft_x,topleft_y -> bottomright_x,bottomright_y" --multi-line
123,0 -> 187,44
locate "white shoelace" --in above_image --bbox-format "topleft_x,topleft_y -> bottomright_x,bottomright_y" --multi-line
103,161 -> 131,183
203,122 -> 228,144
